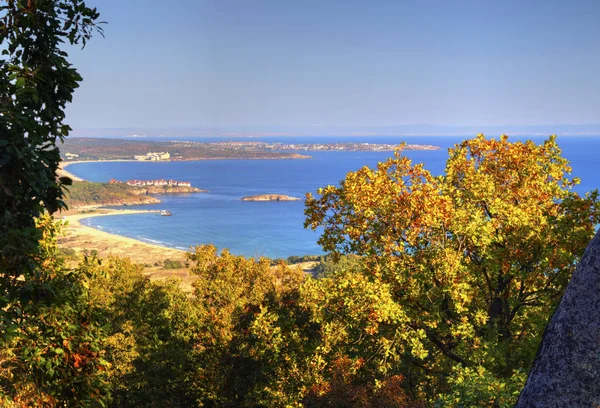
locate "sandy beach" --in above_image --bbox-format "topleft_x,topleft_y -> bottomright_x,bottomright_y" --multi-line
57,161 -> 197,289
58,162 -> 85,181
59,207 -> 195,290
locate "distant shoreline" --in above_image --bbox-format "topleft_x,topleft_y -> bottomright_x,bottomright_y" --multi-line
58,162 -> 86,181
64,209 -> 191,253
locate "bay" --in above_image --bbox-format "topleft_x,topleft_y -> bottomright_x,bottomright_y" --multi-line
67,135 -> 600,258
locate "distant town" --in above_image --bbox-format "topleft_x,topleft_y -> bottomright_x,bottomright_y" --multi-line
60,138 -> 440,162
133,152 -> 171,161
109,179 -> 192,187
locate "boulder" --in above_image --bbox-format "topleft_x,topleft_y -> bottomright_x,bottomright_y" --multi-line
516,230 -> 600,407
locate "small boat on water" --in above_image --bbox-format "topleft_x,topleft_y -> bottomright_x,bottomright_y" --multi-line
159,210 -> 172,216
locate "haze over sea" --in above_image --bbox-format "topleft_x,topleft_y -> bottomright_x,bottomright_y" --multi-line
67,135 -> 600,259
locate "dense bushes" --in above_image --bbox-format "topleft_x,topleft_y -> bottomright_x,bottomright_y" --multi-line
163,259 -> 184,269
0,2 -> 107,405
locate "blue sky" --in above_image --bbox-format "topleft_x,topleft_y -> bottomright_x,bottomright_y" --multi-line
65,0 -> 600,131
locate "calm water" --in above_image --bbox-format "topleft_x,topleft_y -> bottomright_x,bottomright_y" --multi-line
68,136 -> 600,258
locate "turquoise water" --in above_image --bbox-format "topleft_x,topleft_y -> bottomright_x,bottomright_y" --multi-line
67,136 -> 600,258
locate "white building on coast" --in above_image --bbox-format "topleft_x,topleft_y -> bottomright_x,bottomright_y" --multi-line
133,152 -> 171,161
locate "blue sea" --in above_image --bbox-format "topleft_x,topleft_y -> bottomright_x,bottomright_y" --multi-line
67,136 -> 600,258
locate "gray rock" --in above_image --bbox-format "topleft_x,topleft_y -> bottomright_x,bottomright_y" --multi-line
516,230 -> 600,407
241,194 -> 301,202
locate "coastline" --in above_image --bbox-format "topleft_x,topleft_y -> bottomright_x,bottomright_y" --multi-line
59,208 -> 195,289
58,159 -> 319,274
61,208 -> 189,256
59,161 -> 196,264
59,162 -> 195,285
58,161 -> 86,181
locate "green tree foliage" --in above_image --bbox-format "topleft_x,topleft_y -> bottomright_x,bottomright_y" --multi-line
300,268 -> 426,406
305,135 -> 600,405
65,181 -> 159,207
313,253 -> 362,278
0,1 -> 106,404
163,258 -> 184,269
0,0 -> 102,274
286,255 -> 324,264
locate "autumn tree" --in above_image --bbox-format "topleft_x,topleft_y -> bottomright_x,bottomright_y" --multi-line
86,256 -> 200,407
305,134 -> 600,405
300,266 -> 427,406
186,244 -> 314,406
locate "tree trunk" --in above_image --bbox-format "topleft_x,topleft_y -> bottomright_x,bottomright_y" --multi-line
516,230 -> 600,407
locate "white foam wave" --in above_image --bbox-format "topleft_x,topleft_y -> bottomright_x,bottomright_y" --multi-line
143,238 -> 164,245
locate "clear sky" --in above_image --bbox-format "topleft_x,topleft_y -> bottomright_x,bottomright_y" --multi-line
65,0 -> 600,131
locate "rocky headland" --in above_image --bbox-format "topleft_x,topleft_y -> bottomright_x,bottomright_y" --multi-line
111,179 -> 206,195
65,180 -> 206,209
137,185 -> 205,194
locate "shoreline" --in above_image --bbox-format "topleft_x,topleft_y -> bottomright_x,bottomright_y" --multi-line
58,162 -> 86,181
58,159 -> 315,270
59,207 -> 318,287
62,208 -> 188,254
59,207 -> 195,289
59,162 -> 197,261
